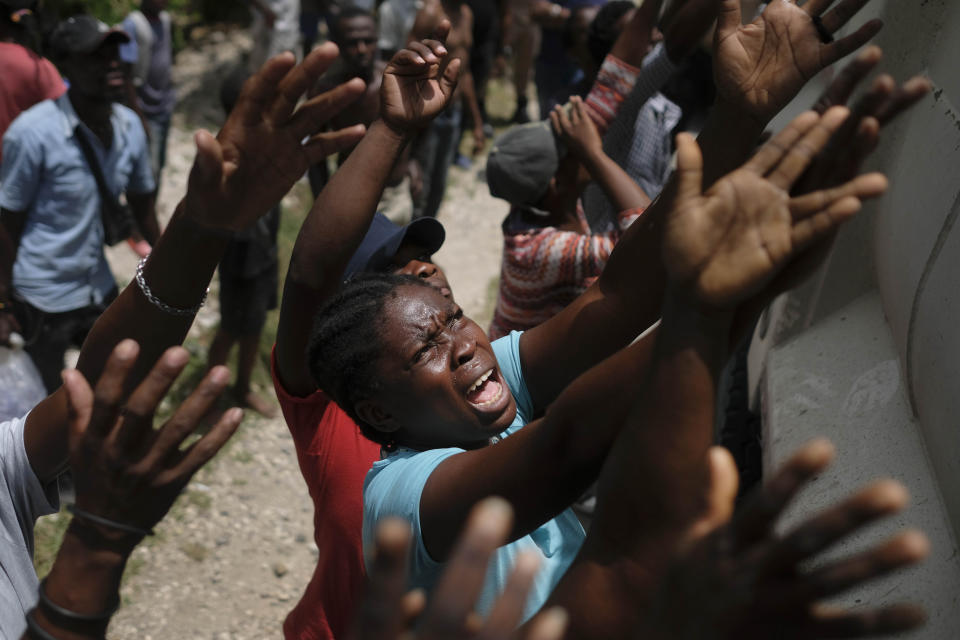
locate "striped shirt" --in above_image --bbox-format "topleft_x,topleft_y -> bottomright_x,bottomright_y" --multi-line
489,54 -> 649,339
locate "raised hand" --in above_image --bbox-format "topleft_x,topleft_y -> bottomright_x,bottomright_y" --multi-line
641,440 -> 928,639
380,22 -> 462,134
714,0 -> 883,124
185,45 -> 367,231
550,97 -> 602,161
662,107 -> 887,310
351,498 -> 568,640
728,51 -> 930,329
61,340 -> 243,544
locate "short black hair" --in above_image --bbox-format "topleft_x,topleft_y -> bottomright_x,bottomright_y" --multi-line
331,5 -> 374,41
586,0 -> 634,68
307,272 -> 433,446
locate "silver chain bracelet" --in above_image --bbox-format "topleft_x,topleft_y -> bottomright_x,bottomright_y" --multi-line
135,257 -> 208,316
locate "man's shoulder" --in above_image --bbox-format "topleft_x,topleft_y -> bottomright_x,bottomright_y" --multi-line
6,99 -> 60,140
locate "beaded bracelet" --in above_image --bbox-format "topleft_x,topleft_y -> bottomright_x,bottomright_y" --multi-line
135,256 -> 208,317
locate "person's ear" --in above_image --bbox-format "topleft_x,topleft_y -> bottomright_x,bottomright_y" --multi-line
355,399 -> 401,433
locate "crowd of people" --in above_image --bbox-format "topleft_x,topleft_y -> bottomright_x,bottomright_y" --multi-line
0,0 -> 939,638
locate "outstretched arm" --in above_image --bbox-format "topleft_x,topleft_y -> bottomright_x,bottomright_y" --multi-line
24,342 -> 242,640
21,47 -> 366,483
419,109 -> 884,562
275,28 -> 462,397
518,0 -> 885,411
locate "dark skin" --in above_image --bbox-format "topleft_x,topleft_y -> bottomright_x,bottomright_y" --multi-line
25,341 -> 242,640
309,15 -> 412,187
0,39 -> 159,345
2,46 -> 365,485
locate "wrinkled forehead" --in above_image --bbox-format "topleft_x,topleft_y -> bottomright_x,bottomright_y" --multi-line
376,285 -> 450,352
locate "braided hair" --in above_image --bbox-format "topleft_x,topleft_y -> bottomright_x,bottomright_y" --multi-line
307,272 -> 434,446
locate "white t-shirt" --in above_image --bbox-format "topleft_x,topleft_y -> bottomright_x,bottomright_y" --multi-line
0,413 -> 59,638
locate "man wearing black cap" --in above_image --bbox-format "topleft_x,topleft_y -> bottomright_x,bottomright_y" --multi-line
0,14 -> 159,392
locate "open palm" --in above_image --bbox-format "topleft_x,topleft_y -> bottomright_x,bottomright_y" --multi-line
714,0 -> 883,122
185,45 -> 366,231
381,22 -> 462,133
664,108 -> 887,310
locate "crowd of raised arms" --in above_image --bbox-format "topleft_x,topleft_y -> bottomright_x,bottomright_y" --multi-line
0,0 -> 938,638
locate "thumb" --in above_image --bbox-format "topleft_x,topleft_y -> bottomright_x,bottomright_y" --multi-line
674,132 -> 704,203
687,446 -> 739,540
61,369 -> 94,443
716,0 -> 742,41
190,129 -> 223,189
439,57 -> 462,101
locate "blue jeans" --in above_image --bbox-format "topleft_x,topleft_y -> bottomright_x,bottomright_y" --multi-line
412,104 -> 462,219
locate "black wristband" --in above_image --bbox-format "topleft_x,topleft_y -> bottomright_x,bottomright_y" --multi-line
67,504 -> 154,538
38,578 -> 119,624
25,610 -> 62,640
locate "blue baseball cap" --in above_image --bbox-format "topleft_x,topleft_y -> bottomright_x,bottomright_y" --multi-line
343,213 -> 446,280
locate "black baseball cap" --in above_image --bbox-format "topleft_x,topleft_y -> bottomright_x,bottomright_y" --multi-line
49,15 -> 129,57
343,213 -> 446,279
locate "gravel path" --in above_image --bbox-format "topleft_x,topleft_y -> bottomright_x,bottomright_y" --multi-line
100,26 -> 506,639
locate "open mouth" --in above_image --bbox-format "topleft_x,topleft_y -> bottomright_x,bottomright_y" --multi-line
465,367 -> 504,408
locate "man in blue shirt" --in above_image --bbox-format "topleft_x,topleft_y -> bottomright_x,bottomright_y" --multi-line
0,15 -> 158,392
119,0 -> 175,182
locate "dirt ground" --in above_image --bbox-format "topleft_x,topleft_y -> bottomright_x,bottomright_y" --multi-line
90,27 -> 509,639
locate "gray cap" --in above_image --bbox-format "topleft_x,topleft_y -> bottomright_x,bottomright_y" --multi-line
486,121 -> 563,208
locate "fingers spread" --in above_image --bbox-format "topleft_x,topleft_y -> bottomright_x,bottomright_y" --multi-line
687,446 -> 740,540
875,76 -> 932,125
175,406 -> 242,480
289,77 -> 366,140
823,18 -> 884,67
148,366 -> 231,469
792,530 -> 929,604
302,125 -> 367,165
790,195 -> 861,252
744,111 -> 820,176
813,45 -> 882,114
423,497 -> 513,636
732,438 -> 835,548
762,479 -> 909,574
113,346 -> 190,453
790,172 -> 887,221
819,0 -> 872,33
88,340 -> 140,440
266,42 -> 341,126
236,53 -> 297,126
768,107 -> 850,190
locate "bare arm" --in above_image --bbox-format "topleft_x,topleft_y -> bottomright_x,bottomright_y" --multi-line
20,47 -> 367,483
127,190 -> 160,245
275,29 -> 462,397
